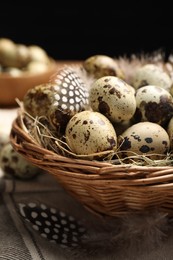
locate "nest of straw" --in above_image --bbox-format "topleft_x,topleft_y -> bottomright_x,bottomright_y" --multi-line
10,51 -> 173,217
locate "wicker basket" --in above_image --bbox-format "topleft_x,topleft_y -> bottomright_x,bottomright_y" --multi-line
10,109 -> 173,218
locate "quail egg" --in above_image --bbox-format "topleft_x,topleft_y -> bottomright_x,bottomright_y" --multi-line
0,124 -> 10,150
0,38 -> 17,67
167,117 -> 173,150
65,110 -> 117,158
132,63 -> 172,91
15,44 -> 30,68
28,45 -> 50,64
118,122 -> 170,160
89,76 -> 136,123
3,67 -> 23,76
83,54 -> 124,80
133,85 -> 173,126
23,82 -> 58,118
0,39 -> 30,69
25,61 -> 49,74
0,143 -> 41,179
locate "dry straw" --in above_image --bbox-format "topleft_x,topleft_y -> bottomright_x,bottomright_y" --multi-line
10,52 -> 173,218
10,106 -> 173,218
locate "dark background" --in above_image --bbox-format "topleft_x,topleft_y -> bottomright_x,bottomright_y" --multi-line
0,2 -> 172,61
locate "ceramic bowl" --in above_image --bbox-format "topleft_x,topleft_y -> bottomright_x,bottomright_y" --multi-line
0,59 -> 58,107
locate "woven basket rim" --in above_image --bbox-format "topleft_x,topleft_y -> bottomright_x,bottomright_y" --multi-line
10,109 -> 173,217
10,110 -> 173,169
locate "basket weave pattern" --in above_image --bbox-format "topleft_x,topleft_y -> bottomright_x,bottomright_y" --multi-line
10,112 -> 173,217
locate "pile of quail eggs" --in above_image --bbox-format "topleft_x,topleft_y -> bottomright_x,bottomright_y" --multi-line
0,128 -> 42,180
0,38 -> 52,76
19,53 -> 173,163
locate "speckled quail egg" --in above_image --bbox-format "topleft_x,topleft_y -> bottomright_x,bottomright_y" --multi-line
0,125 -> 10,150
23,67 -> 89,132
28,45 -> 50,64
3,67 -> 23,76
167,117 -> 173,150
23,82 -> 58,118
15,44 -> 30,68
118,122 -> 170,160
0,38 -> 17,67
83,54 -> 124,80
0,39 -> 30,69
65,110 -> 117,158
132,63 -> 172,91
0,143 -> 41,179
89,76 -> 136,123
25,61 -> 49,74
133,85 -> 173,126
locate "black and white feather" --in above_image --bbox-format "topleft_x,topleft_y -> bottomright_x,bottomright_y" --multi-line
18,202 -> 86,248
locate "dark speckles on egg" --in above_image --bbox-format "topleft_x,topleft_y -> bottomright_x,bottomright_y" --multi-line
146,101 -> 173,126
162,140 -> 168,145
103,84 -> 112,89
83,130 -> 90,143
2,156 -> 9,163
107,137 -> 116,149
65,111 -> 117,157
11,155 -> 19,163
98,101 -> 110,116
145,137 -> 153,143
104,78 -> 111,83
75,120 -> 81,125
118,122 -> 170,160
48,107 -> 72,133
0,143 -> 41,179
138,80 -> 149,88
135,85 -> 173,126
89,76 -> 136,123
70,116 -> 77,124
68,127 -> 73,133
109,87 -> 121,99
119,137 -> 132,150
139,145 -> 150,153
131,134 -> 141,142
